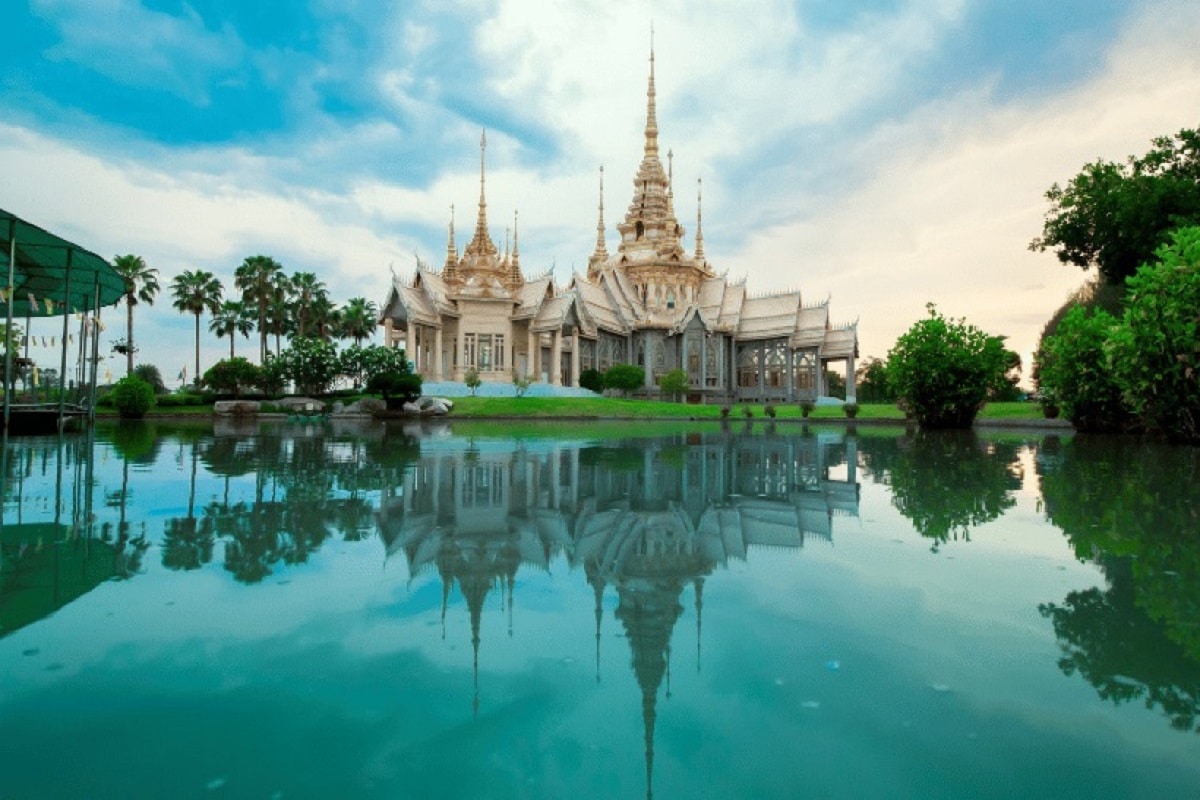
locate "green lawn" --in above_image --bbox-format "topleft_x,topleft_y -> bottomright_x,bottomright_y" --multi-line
104,395 -> 1046,421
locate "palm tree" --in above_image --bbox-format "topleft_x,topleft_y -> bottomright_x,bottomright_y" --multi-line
266,288 -> 294,356
209,300 -> 255,360
234,255 -> 284,362
112,254 -> 160,376
338,297 -> 378,345
290,272 -> 327,339
170,270 -> 223,386
310,296 -> 338,341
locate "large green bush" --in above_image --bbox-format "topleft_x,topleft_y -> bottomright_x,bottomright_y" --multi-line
659,368 -> 688,402
133,363 -> 167,394
340,344 -> 409,389
603,364 -> 645,396
887,304 -> 1009,429
579,368 -> 603,393
203,357 -> 261,397
1108,226 -> 1200,443
367,371 -> 423,409
1036,305 -> 1132,432
108,374 -> 157,419
275,337 -> 339,395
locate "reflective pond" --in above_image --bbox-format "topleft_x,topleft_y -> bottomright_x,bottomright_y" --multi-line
2,420 -> 1199,799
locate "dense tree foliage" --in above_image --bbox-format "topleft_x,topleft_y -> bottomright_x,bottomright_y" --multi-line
202,357 -> 261,397
274,337 -> 339,396
659,368 -> 688,401
1030,128 -> 1200,285
579,368 -> 603,393
886,305 -> 1009,429
1035,306 -> 1132,432
108,374 -> 157,419
1108,226 -> 1200,443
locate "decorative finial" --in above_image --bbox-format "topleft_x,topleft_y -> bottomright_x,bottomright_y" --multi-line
667,150 -> 674,198
695,178 -> 705,261
592,165 -> 609,264
513,210 -> 520,257
644,32 -> 658,157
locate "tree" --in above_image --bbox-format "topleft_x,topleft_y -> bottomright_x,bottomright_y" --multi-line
464,367 -> 481,396
855,357 -> 893,403
112,254 -> 160,376
170,269 -> 223,387
209,300 -> 255,360
1036,305 -> 1131,432
887,304 -> 1009,429
659,368 -> 688,402
234,255 -> 284,362
338,297 -> 378,345
275,337 -> 339,396
1107,226 -> 1200,443
108,374 -> 156,419
1030,128 -> 1200,286
202,357 -> 261,397
289,272 -> 327,339
603,363 -> 645,396
579,368 -> 603,393
133,363 -> 167,395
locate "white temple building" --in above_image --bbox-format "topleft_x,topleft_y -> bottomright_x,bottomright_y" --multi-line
380,47 -> 858,403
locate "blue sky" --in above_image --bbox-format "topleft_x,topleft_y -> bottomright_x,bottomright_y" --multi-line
4,0 -> 1200,383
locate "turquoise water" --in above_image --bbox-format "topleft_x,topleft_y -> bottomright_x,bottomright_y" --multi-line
2,420 -> 1198,800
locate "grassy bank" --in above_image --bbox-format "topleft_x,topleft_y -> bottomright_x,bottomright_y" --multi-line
112,397 -> 1046,421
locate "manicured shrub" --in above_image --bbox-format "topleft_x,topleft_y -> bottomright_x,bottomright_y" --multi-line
203,357 -> 261,398
109,375 -> 156,419
367,370 -> 423,409
764,403 -> 777,418
843,401 -> 859,419
603,364 -> 645,396
887,304 -> 1009,429
580,368 -> 604,393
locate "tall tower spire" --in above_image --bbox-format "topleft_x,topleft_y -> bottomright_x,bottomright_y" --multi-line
464,129 -> 498,260
644,34 -> 659,159
694,179 -> 705,262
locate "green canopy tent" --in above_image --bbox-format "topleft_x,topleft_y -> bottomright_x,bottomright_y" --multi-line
3,208 -> 126,431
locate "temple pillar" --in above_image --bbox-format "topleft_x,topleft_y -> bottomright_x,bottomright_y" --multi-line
434,327 -> 444,381
845,353 -> 856,402
551,329 -> 562,386
527,329 -> 537,380
571,328 -> 581,387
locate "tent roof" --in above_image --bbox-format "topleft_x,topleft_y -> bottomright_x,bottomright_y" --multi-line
2,208 -> 125,318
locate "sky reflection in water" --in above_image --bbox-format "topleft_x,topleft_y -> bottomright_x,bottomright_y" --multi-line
1,420 -> 1198,800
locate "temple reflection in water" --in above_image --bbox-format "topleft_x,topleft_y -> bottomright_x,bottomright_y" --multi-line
377,428 -> 860,798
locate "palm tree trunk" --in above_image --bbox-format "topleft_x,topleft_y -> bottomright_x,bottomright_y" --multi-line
229,334 -> 235,361
126,301 -> 135,375
194,312 -> 201,388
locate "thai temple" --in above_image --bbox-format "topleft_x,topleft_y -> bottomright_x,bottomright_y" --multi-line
380,47 -> 858,402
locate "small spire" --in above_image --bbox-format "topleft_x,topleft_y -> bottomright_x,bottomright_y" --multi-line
444,202 -> 459,278
667,150 -> 673,199
593,165 -> 609,264
465,129 -> 496,257
694,179 -> 705,261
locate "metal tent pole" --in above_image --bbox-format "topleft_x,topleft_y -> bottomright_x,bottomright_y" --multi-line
57,249 -> 74,426
4,219 -> 15,429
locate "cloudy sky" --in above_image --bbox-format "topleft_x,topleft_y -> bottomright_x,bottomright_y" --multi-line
4,0 -> 1200,385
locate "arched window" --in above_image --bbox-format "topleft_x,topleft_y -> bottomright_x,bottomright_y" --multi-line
666,290 -> 676,310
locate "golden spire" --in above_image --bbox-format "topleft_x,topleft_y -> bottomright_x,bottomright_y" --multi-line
694,179 -> 705,262
465,129 -> 497,259
507,210 -> 525,288
644,35 -> 659,158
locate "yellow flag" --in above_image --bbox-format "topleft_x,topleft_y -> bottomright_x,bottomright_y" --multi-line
32,367 -> 40,387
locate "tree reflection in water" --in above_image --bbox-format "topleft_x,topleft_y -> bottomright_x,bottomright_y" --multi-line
1037,435 -> 1200,732
858,429 -> 1023,550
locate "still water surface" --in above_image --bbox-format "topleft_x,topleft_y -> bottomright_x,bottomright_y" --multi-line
2,420 -> 1198,799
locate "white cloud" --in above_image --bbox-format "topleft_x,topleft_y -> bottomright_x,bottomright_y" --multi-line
731,0 -> 1200,373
